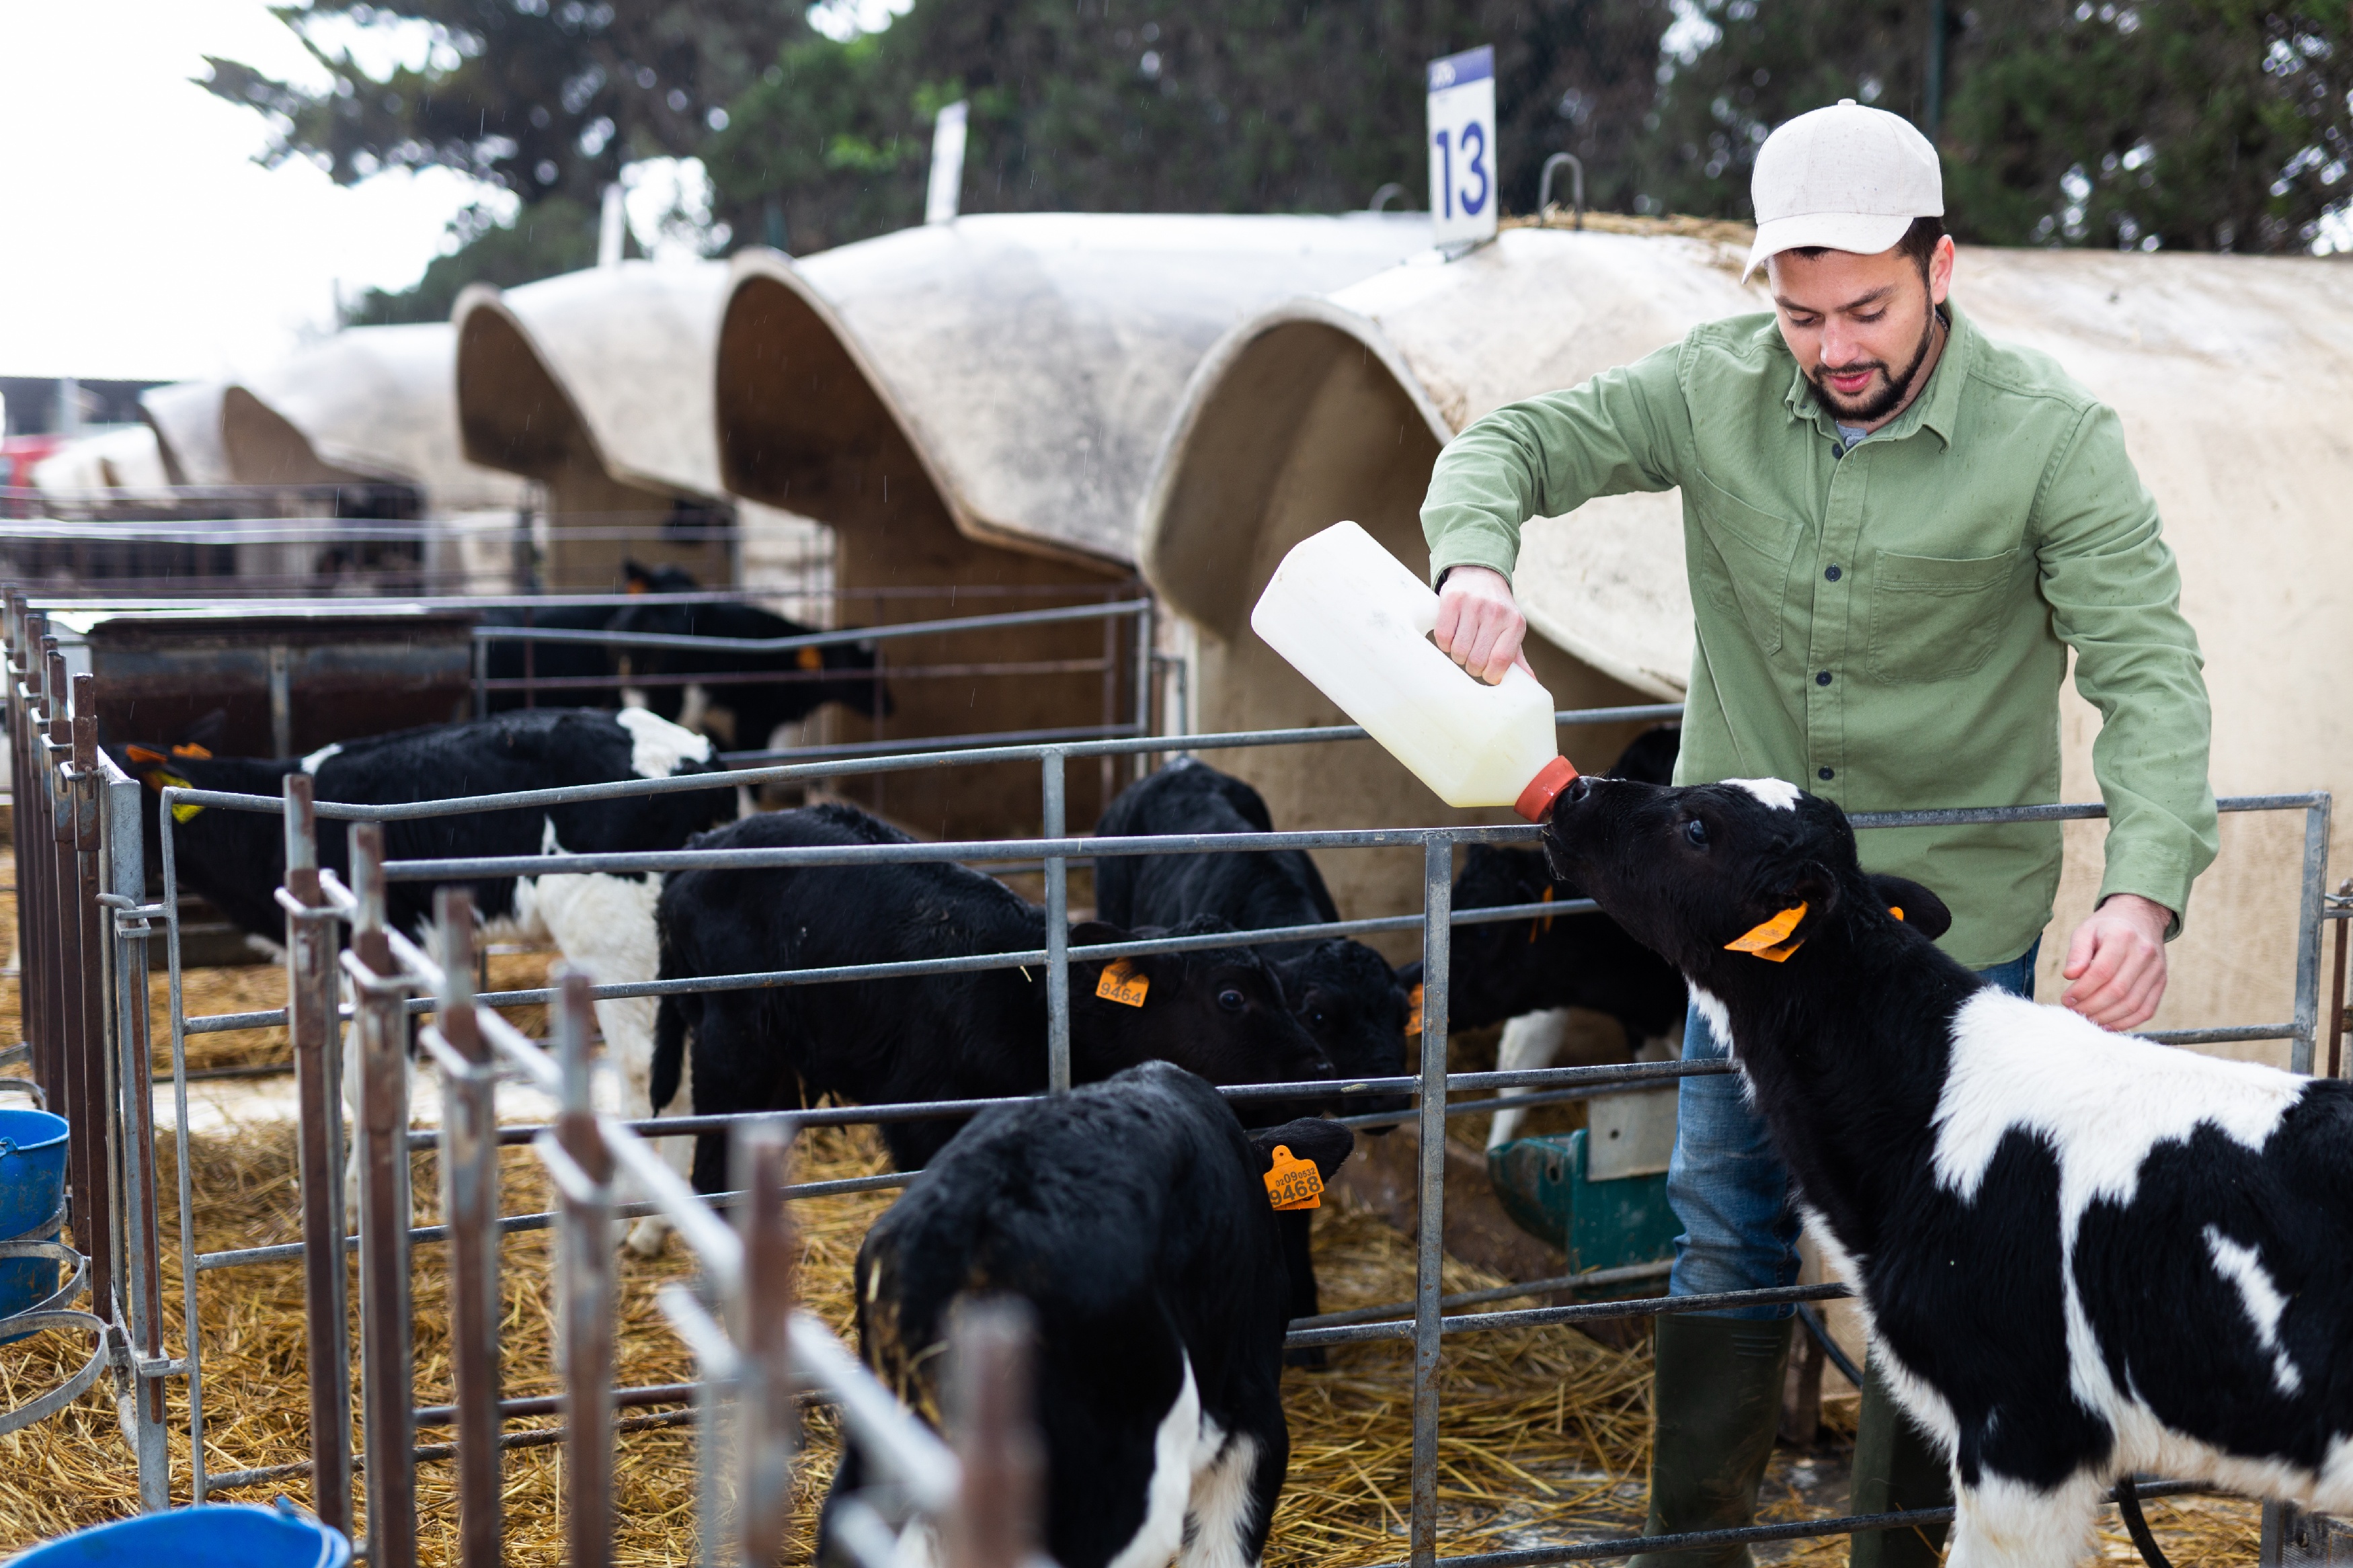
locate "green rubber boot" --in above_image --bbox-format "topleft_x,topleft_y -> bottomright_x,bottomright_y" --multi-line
1847,1355 -> 1952,1568
1628,1314 -> 1793,1568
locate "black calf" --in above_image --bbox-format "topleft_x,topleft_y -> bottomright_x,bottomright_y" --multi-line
1094,757 -> 1410,1118
609,591 -> 888,749
1542,772 -> 2353,1565
650,803 -> 1335,1180
827,1061 -> 1354,1568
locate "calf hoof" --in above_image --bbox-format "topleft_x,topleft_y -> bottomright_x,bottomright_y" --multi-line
1283,1344 -> 1330,1371
621,1215 -> 672,1259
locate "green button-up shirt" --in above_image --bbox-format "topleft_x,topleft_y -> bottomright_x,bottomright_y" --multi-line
1422,301 -> 2217,968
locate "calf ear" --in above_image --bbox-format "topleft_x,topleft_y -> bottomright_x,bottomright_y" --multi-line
1070,919 -> 1129,950
1868,874 -> 1952,940
1251,1118 -> 1356,1181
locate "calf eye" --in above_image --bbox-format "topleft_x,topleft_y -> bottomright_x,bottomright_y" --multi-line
1683,818 -> 1708,848
1218,988 -> 1246,1012
1309,1009 -> 1328,1027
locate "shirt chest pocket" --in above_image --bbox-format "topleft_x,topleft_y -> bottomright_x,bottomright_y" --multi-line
1866,548 -> 2022,684
1690,472 -> 1803,657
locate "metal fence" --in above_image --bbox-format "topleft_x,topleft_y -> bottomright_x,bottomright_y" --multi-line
2,587 -> 2342,1566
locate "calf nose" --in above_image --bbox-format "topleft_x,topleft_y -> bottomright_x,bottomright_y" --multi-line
1562,775 -> 1594,807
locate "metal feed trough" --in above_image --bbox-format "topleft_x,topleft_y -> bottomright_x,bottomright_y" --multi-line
3,587 -> 2347,1565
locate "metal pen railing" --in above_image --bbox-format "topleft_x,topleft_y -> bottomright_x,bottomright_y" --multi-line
5,589 -> 2338,1563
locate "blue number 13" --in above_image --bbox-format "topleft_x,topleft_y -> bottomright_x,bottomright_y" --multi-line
1459,121 -> 1489,216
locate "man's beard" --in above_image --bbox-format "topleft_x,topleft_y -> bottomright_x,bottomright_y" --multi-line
1810,311 -> 1938,424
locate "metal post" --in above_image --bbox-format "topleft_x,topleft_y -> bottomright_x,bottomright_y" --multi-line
1041,748 -> 1070,1094
2328,880 -> 2348,1079
432,889 -> 503,1568
943,1299 -> 1043,1568
2290,798 -> 2332,1076
19,620 -> 54,1104
555,970 -> 615,1568
268,644 -> 293,759
104,766 -> 169,1507
731,1118 -> 799,1565
69,673 -> 118,1329
44,651 -> 81,1275
351,821 -> 417,1568
1410,834 -> 1453,1568
1133,596 -> 1155,784
282,774 -> 352,1528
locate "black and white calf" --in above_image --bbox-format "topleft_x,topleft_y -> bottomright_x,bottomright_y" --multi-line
120,706 -> 733,1246
649,802 -> 1337,1179
1541,772 -> 2353,1567
828,1061 -> 1355,1568
606,584 -> 889,750
477,561 -> 701,713
1094,757 -> 1411,1120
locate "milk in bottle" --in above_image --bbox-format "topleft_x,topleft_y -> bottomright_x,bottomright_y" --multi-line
1249,522 -> 1579,819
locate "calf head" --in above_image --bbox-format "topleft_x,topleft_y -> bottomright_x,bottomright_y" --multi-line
1273,939 -> 1410,1117
1068,915 -> 1334,1090
1537,775 -> 1950,995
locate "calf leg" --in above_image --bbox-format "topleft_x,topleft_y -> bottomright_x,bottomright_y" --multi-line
1946,1473 -> 2102,1568
1182,1392 -> 1287,1568
522,870 -> 686,1254
1486,1008 -> 1571,1150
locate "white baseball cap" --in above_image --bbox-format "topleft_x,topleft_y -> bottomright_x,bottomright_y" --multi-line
1743,99 -> 1943,280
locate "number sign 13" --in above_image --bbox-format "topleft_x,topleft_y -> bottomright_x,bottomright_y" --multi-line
1426,44 -> 1497,247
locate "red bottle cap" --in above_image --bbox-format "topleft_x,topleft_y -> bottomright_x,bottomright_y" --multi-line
1513,756 -> 1579,823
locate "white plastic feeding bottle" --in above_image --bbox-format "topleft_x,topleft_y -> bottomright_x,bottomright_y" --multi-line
1250,521 -> 1579,821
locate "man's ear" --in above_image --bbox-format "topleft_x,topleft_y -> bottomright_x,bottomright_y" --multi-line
1868,874 -> 1952,940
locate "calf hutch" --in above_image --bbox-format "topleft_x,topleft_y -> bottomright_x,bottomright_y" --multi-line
453,261 -> 738,592
713,212 -> 1430,839
1142,224 -> 2353,1047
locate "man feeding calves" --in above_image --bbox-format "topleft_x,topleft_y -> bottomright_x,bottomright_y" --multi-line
1542,775 -> 2353,1568
1419,99 -> 2217,1563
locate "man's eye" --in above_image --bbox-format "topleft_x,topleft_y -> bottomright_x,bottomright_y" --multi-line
1684,819 -> 1708,848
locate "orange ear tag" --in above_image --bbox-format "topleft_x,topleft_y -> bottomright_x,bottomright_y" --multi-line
1531,884 -> 1556,943
171,742 -> 212,759
1888,907 -> 1904,922
1264,1145 -> 1324,1211
124,745 -> 167,768
797,645 -> 825,671
1095,960 -> 1149,1007
1724,902 -> 1808,962
1405,983 -> 1424,1036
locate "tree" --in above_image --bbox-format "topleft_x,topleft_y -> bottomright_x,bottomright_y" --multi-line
202,1 -> 805,211
343,196 -> 603,326
1630,0 -> 2352,251
1940,0 -> 2353,251
700,0 -> 1677,257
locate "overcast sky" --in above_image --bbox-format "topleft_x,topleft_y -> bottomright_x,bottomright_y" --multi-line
0,1 -> 497,383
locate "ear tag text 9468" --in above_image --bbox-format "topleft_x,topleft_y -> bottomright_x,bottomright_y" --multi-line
1095,960 -> 1150,1007
1264,1146 -> 1324,1210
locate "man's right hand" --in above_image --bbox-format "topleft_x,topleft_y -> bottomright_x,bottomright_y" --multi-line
1433,565 -> 1528,684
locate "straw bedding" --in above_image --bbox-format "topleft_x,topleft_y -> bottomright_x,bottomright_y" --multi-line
0,854 -> 2264,1563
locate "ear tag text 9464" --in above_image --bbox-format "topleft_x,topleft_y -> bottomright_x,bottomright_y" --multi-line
1724,902 -> 1808,962
1264,1146 -> 1324,1211
1095,960 -> 1150,1007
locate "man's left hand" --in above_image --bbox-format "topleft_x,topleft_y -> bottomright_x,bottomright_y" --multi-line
2059,893 -> 2173,1031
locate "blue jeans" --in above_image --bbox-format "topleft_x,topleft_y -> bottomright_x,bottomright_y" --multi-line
1665,941 -> 2040,1318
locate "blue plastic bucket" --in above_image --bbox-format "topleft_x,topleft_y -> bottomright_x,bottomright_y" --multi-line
6,1503 -> 350,1568
0,1107 -> 69,1341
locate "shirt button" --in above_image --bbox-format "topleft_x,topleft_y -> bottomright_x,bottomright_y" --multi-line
1824,565 -> 1843,581
1818,767 -> 1835,781
1816,670 -> 1833,686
